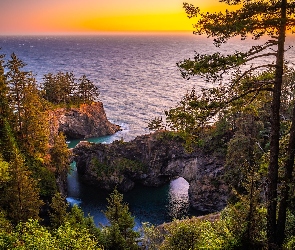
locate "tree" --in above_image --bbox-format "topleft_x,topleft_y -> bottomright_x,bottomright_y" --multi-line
42,72 -> 75,105
6,54 -> 50,159
6,53 -> 29,134
104,189 -> 140,250
50,133 -> 71,175
0,148 -> 43,224
49,192 -> 68,229
0,53 -> 16,162
78,74 -> 100,104
167,0 -> 295,248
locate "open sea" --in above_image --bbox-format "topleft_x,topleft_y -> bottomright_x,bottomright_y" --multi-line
1,32 -> 295,228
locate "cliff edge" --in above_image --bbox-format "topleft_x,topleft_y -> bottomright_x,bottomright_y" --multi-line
49,102 -> 120,139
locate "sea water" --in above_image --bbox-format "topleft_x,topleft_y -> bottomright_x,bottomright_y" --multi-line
1,32 -> 295,227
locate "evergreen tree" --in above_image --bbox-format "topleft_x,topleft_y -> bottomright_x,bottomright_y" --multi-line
0,53 -> 16,162
6,53 -> 50,159
78,74 -> 100,104
1,148 -> 43,224
50,133 -> 71,176
42,72 -> 75,105
21,75 -> 50,159
104,189 -> 140,250
165,0 -> 295,247
6,53 -> 28,134
49,192 -> 68,229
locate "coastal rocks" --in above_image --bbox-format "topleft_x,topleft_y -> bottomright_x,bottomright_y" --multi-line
72,132 -> 229,213
188,157 -> 228,213
49,102 -> 120,139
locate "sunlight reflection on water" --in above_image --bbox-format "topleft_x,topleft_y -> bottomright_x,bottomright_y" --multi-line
168,177 -> 190,220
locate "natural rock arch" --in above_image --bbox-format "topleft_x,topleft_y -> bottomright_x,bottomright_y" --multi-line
72,132 -> 228,213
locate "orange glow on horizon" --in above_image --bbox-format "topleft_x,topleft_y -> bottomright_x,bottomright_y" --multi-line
0,0 -> 235,35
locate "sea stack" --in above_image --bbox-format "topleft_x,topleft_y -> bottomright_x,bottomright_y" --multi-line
49,101 -> 120,139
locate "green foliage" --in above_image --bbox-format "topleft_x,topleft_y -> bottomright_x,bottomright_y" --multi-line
284,210 -> 295,245
159,218 -> 229,249
78,74 -> 100,104
161,220 -> 201,250
14,219 -> 56,249
0,157 -> 10,187
141,222 -> 163,250
42,72 -> 75,106
91,157 -> 112,177
148,116 -> 165,131
26,156 -> 57,198
284,236 -> 295,250
92,156 -> 146,178
104,189 -> 140,250
49,193 -> 68,229
55,221 -> 102,250
143,201 -> 267,250
41,72 -> 99,106
0,149 -> 44,225
50,133 -> 71,176
66,204 -> 102,240
0,218 -> 103,250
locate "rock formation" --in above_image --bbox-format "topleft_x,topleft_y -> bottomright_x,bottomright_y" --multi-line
48,101 -> 120,196
72,131 -> 228,213
49,102 -> 120,139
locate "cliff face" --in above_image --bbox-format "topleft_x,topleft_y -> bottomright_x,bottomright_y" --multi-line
49,102 -> 120,139
72,132 -> 228,213
48,102 -> 120,196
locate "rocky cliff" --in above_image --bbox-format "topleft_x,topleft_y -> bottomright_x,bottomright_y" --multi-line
48,101 -> 120,196
72,131 -> 228,213
49,102 -> 120,139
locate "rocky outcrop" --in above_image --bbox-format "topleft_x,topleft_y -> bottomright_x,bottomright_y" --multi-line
49,102 -> 120,139
72,131 -> 229,213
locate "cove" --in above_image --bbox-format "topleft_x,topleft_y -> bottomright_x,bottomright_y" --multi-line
67,135 -> 201,229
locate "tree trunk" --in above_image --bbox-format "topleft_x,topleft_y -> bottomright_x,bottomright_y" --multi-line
267,0 -> 287,248
276,102 -> 295,245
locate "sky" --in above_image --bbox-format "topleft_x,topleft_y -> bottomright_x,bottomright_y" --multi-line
0,0 -> 230,35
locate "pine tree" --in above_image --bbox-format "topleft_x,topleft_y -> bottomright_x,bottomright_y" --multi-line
0,53 -> 16,162
172,1 -> 295,247
6,53 -> 28,134
78,75 -> 100,104
1,148 -> 43,224
49,192 -> 68,229
104,189 -> 140,250
42,72 -> 75,105
50,133 -> 71,176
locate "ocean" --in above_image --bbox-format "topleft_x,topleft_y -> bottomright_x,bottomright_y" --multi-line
1,32 -> 295,227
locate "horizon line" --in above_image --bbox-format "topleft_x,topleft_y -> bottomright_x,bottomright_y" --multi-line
0,30 -> 195,37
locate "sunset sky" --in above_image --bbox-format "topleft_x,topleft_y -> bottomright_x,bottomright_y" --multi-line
0,0 -> 230,35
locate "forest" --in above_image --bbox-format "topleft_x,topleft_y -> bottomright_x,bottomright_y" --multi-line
1,0 -> 295,249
